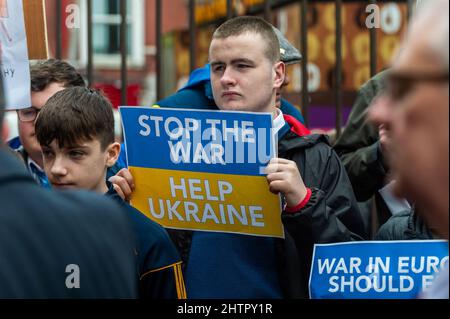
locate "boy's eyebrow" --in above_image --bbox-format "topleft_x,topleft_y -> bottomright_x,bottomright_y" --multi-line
211,58 -> 255,66
210,61 -> 225,67
231,58 -> 254,65
66,145 -> 90,150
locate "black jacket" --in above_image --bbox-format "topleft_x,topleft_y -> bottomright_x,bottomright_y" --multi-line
168,122 -> 366,298
0,148 -> 138,298
333,71 -> 393,227
375,208 -> 435,241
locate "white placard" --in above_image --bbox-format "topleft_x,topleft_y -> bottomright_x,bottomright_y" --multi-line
0,0 -> 31,110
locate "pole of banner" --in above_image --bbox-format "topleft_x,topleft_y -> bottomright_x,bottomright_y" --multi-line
120,0 -> 128,105
335,0 -> 343,138
300,0 -> 309,127
369,0 -> 377,78
87,0 -> 93,87
55,0 -> 62,59
189,0 -> 196,74
226,0 -> 233,20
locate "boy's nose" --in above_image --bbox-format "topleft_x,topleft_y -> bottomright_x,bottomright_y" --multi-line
50,156 -> 68,177
220,68 -> 237,87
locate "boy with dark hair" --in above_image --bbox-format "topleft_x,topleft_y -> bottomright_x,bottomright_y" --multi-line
35,86 -> 186,299
9,59 -> 86,187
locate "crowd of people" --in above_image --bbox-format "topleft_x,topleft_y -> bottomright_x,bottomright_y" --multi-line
0,0 -> 447,299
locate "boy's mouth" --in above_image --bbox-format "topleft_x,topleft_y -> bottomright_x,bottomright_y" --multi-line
52,183 -> 76,189
222,91 -> 241,98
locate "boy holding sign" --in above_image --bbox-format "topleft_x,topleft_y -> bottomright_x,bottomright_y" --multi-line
34,87 -> 186,299
116,16 -> 365,298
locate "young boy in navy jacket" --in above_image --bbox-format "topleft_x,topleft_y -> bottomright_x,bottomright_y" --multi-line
34,86 -> 186,299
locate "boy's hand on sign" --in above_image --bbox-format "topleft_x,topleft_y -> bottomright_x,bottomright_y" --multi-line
109,168 -> 135,202
266,158 -> 308,208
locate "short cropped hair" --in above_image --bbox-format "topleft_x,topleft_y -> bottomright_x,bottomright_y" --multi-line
35,87 -> 114,150
212,16 -> 281,63
31,59 -> 86,92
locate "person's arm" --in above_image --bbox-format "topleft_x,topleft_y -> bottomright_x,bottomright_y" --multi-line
273,143 -> 365,294
282,146 -> 367,243
139,261 -> 187,299
124,195 -> 187,299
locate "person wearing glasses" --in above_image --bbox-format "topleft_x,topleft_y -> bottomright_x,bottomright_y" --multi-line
9,59 -> 86,187
368,0 -> 448,298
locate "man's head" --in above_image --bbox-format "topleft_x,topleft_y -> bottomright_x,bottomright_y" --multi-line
18,59 -> 85,167
35,87 -> 120,194
209,16 -> 285,114
369,0 -> 449,238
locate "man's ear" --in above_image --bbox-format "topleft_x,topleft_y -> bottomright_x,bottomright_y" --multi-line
105,142 -> 121,168
273,61 -> 286,90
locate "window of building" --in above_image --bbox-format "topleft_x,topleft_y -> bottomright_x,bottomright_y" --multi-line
79,0 -> 144,68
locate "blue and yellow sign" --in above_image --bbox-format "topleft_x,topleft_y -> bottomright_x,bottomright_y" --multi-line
120,107 -> 284,238
309,240 -> 449,299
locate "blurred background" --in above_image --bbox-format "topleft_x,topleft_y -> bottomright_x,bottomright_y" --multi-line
4,0 -> 414,142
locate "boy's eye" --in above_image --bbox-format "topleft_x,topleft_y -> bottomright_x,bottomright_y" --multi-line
212,65 -> 225,73
69,151 -> 85,159
237,64 -> 250,69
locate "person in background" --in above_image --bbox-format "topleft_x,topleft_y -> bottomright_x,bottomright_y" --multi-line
9,59 -> 86,188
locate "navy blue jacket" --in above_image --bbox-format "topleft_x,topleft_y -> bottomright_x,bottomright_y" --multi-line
105,183 -> 186,299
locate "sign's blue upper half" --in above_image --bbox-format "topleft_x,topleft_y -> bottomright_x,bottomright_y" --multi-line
120,107 -> 276,176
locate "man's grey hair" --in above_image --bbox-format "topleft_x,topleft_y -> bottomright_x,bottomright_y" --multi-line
414,0 -> 449,72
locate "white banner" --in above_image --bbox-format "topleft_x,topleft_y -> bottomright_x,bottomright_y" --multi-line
0,0 -> 31,110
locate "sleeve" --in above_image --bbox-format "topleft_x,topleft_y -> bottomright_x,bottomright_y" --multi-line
282,147 -> 367,243
281,146 -> 367,292
139,262 -> 187,299
333,72 -> 389,201
133,213 -> 188,299
374,211 -> 410,241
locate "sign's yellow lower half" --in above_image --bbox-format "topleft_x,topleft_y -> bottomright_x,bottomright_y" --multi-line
129,167 -> 284,238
